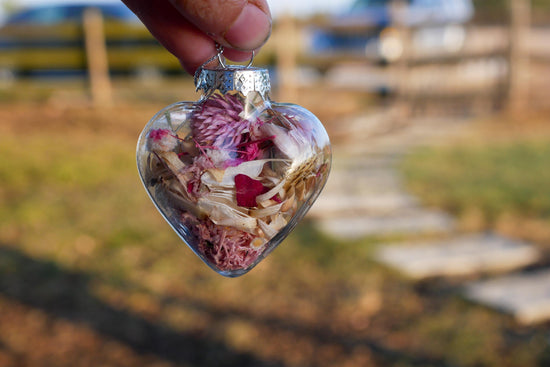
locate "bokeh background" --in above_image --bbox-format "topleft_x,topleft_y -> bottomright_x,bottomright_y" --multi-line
1,1 -> 550,366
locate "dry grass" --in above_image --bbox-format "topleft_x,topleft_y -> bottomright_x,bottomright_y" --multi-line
401,110 -> 550,248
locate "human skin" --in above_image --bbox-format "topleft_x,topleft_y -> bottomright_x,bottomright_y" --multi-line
121,0 -> 272,74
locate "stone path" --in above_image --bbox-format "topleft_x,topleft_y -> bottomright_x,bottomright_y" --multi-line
375,234 -> 540,279
464,269 -> 550,325
310,108 -> 546,324
309,158 -> 455,238
310,109 -> 465,238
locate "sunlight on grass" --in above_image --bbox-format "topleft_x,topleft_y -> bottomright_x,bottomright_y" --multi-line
401,138 -> 550,242
0,121 -> 379,297
2,107 -> 550,367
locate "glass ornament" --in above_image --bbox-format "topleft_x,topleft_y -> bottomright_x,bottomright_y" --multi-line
136,53 -> 331,277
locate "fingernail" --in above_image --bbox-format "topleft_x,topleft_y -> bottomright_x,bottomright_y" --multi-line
224,3 -> 271,51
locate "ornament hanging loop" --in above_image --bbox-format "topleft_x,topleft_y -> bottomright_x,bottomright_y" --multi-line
194,45 -> 267,97
245,50 -> 255,68
194,43 -> 225,87
215,47 -> 255,69
194,45 -> 257,88
217,47 -> 227,68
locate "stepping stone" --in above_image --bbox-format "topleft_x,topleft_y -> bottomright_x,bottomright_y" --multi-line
316,209 -> 454,239
322,167 -> 403,194
331,154 -> 401,171
309,193 -> 418,218
338,139 -> 411,157
375,234 -> 540,280
464,269 -> 550,324
328,107 -> 400,141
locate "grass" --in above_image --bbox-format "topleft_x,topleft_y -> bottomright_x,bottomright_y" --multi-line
401,119 -> 550,246
1,103 -> 550,366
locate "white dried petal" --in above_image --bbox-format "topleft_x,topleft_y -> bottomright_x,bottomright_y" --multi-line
251,237 -> 266,249
260,123 -> 302,159
158,151 -> 185,172
206,148 -> 233,167
198,197 -> 257,232
201,159 -> 288,190
280,194 -> 295,212
249,202 -> 283,218
149,131 -> 178,152
258,219 -> 278,239
259,199 -> 278,208
269,213 -> 287,231
255,178 -> 286,204
223,159 -> 289,184
207,168 -> 225,182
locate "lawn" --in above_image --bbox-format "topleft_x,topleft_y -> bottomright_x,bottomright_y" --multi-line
1,102 -> 550,367
401,114 -> 550,247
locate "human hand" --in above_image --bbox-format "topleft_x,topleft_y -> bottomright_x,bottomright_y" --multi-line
122,0 -> 272,75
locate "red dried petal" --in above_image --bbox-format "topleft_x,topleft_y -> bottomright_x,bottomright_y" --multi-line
271,194 -> 282,203
235,174 -> 268,208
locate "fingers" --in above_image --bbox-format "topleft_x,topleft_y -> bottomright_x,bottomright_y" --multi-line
122,0 -> 209,73
122,0 -> 271,74
170,0 -> 272,51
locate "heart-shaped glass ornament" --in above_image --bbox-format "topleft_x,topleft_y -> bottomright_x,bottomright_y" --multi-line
137,56 -> 331,277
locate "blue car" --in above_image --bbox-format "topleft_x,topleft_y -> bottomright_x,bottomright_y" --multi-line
310,0 -> 474,63
2,3 -> 138,25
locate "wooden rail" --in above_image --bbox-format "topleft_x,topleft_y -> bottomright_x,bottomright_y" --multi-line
274,0 -> 545,115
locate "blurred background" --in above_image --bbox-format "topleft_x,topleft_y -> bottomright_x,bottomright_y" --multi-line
1,0 -> 550,366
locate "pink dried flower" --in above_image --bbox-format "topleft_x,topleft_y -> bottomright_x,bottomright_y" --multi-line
148,129 -> 178,152
191,94 -> 268,157
191,94 -> 247,148
240,142 -> 260,161
236,135 -> 274,162
182,213 -> 261,271
181,154 -> 212,199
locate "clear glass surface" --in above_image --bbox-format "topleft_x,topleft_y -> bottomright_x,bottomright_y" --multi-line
137,90 -> 331,277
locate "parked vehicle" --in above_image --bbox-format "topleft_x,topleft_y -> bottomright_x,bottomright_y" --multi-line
0,2 -> 182,77
309,0 -> 474,63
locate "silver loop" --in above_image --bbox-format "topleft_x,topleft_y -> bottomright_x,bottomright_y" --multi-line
215,49 -> 253,69
194,44 -> 225,87
193,46 -> 256,89
246,50 -> 255,68
217,49 -> 227,68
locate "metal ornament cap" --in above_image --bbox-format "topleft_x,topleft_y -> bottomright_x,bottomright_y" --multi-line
195,65 -> 271,98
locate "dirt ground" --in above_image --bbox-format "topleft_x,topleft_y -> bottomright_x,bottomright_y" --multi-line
1,83 -> 550,367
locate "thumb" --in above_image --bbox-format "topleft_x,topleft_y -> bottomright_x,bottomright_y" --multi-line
169,0 -> 272,51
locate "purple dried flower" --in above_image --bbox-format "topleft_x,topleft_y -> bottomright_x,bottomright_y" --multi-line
191,94 -> 250,150
191,94 -> 269,154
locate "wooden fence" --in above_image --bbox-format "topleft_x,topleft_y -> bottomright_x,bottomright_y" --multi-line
273,0 -> 547,117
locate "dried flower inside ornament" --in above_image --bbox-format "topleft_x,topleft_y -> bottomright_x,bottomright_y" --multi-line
136,49 -> 331,277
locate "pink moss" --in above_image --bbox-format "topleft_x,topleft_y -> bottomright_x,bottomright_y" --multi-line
148,128 -> 178,152
181,213 -> 262,271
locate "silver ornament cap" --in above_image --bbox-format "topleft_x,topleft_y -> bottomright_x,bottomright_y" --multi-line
195,65 -> 271,98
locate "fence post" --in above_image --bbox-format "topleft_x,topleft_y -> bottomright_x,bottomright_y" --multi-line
275,12 -> 298,102
391,0 -> 411,118
83,7 -> 113,108
507,0 -> 530,114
